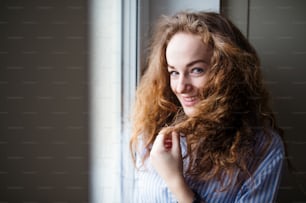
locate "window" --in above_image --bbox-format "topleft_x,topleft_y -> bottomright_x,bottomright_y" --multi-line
89,1 -> 220,202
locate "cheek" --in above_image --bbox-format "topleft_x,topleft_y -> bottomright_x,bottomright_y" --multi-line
194,77 -> 207,89
170,80 -> 176,93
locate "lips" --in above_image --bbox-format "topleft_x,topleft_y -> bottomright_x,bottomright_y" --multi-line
181,96 -> 199,107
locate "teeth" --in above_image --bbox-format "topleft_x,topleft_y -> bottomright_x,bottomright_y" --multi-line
184,96 -> 197,102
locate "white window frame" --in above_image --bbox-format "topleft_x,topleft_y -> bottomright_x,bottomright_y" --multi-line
120,0 -> 139,201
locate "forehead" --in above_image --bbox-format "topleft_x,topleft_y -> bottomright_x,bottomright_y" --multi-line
166,32 -> 212,66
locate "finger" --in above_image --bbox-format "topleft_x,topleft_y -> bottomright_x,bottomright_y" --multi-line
152,132 -> 170,152
155,131 -> 167,142
164,137 -> 172,150
154,128 -> 175,151
171,131 -> 181,153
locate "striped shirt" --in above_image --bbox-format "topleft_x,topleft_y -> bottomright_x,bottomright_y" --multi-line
133,130 -> 284,203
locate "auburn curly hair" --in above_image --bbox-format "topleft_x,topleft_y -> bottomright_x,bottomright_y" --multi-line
130,11 -> 283,188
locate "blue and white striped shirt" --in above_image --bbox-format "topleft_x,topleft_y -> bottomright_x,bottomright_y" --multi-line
133,130 -> 284,203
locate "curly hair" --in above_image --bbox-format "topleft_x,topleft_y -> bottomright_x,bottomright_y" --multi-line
130,11 -> 283,188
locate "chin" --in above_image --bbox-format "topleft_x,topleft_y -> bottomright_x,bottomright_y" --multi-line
183,107 -> 195,117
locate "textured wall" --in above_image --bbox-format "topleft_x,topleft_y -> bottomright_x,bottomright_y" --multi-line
223,0 -> 306,202
0,0 -> 89,202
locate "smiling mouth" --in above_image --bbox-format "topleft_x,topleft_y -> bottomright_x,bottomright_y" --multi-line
181,96 -> 199,107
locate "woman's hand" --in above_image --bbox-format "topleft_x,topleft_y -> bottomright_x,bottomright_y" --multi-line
150,129 -> 195,203
150,129 -> 183,184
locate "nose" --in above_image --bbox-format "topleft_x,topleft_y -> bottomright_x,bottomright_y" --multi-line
176,75 -> 191,93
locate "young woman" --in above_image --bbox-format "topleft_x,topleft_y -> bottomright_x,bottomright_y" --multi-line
130,11 -> 285,203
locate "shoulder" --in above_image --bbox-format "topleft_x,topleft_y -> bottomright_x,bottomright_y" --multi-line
256,129 -> 285,159
251,128 -> 285,178
234,129 -> 285,202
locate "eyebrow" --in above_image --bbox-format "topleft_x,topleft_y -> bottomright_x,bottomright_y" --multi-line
167,59 -> 209,69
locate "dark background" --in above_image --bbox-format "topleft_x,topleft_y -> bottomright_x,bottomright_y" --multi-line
223,0 -> 306,202
0,0 -> 89,202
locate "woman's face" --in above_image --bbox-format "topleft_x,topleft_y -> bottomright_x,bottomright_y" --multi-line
166,32 -> 212,116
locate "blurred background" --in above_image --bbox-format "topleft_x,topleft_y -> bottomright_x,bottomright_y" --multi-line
0,0 -> 305,202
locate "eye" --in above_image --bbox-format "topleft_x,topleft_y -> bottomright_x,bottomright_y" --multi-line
168,70 -> 179,77
191,67 -> 205,74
